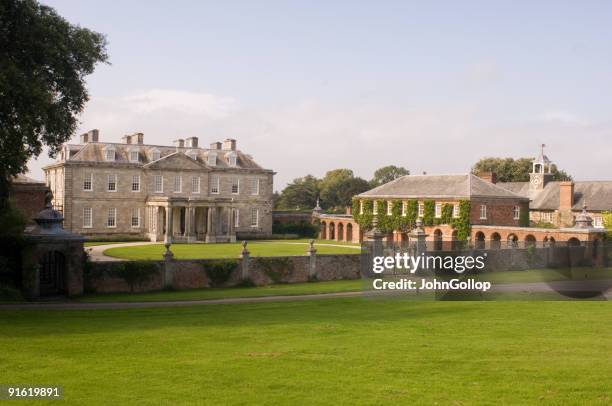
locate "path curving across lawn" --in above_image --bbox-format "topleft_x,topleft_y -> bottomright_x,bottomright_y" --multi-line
103,239 -> 361,260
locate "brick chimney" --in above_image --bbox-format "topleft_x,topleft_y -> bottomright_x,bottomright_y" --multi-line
122,135 -> 132,144
132,132 -> 144,144
210,142 -> 222,150
223,138 -> 237,151
173,139 -> 185,148
478,172 -> 497,184
559,181 -> 574,209
185,137 -> 198,148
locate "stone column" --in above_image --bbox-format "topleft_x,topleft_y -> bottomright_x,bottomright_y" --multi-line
206,206 -> 216,243
163,243 -> 174,289
186,207 -> 196,243
164,206 -> 173,244
227,207 -> 236,243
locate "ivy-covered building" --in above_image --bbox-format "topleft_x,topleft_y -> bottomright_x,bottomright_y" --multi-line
350,173 -> 529,245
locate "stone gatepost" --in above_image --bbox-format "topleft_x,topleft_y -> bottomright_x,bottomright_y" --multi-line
307,239 -> 317,279
240,241 -> 250,280
163,243 -> 174,288
408,218 -> 429,256
363,217 -> 386,278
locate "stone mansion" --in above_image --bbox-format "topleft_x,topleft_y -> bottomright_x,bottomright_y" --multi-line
43,130 -> 274,242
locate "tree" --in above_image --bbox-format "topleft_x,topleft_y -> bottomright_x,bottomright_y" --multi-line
320,169 -> 369,211
275,175 -> 320,211
370,165 -> 410,187
471,157 -> 572,182
0,0 -> 108,207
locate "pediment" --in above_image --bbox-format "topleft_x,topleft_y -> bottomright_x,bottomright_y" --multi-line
144,152 -> 207,171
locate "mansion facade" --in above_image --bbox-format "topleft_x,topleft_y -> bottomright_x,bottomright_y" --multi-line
43,130 -> 274,242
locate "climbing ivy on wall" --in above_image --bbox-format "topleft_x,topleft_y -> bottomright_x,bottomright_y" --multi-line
452,200 -> 471,241
353,198 -> 470,239
519,205 -> 530,227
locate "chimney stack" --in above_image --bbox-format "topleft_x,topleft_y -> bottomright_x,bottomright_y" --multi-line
122,135 -> 132,144
559,181 -> 574,210
174,139 -> 185,148
223,138 -> 237,151
210,142 -> 222,150
80,129 -> 99,143
133,132 -> 144,145
478,172 -> 497,184
185,137 -> 199,148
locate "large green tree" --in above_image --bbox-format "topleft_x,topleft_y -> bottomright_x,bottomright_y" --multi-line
319,169 -> 370,212
0,0 -> 108,206
471,157 -> 572,182
370,165 -> 410,187
274,175 -> 320,211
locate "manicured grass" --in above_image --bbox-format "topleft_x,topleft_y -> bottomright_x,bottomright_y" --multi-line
84,241 -> 128,247
103,240 -> 360,260
1,299 -> 611,404
80,279 -> 364,303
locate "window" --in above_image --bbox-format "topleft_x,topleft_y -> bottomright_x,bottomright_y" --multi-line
207,153 -> 217,166
234,209 -> 240,227
192,176 -> 200,194
83,173 -> 93,191
594,217 -> 603,228
387,201 -> 392,215
83,207 -> 92,228
104,148 -> 115,161
227,153 -> 237,167
173,175 -> 182,193
480,205 -> 487,219
453,203 -> 460,218
151,150 -> 161,161
107,174 -> 117,192
210,176 -> 219,194
373,201 -> 378,215
231,178 -> 239,194
154,175 -> 163,193
250,208 -> 259,227
418,203 -> 424,217
131,208 -> 140,227
131,175 -> 140,192
187,151 -> 198,161
435,203 -> 442,218
107,208 -> 116,228
513,206 -> 520,220
542,212 -> 553,223
250,178 -> 259,195
359,200 -> 364,215
129,150 -> 139,162
401,201 -> 407,216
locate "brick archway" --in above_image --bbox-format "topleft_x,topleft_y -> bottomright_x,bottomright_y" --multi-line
337,223 -> 344,241
320,221 -> 327,239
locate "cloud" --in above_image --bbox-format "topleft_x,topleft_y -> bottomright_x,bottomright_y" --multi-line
123,89 -> 236,118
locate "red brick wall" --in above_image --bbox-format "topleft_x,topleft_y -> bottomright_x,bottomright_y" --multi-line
9,184 -> 49,224
470,198 -> 528,227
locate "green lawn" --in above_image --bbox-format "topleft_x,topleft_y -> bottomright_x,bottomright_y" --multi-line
1,299 -> 611,404
84,241 -> 127,247
103,240 -> 360,260
80,279 -> 363,303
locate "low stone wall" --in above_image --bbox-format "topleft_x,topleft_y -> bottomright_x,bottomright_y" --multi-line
85,253 -> 361,294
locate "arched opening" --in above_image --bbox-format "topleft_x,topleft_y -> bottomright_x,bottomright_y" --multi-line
337,223 -> 344,241
346,223 -> 353,242
450,230 -> 458,250
433,229 -> 443,250
39,251 -> 66,296
507,234 -> 518,248
525,235 -> 536,247
489,232 -> 501,249
568,237 -> 581,246
329,222 -> 335,240
320,221 -> 327,239
475,231 -> 485,249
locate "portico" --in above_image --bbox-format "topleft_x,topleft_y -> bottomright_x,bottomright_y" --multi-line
145,197 -> 237,243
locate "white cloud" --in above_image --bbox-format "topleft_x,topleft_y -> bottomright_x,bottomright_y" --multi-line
123,89 -> 236,118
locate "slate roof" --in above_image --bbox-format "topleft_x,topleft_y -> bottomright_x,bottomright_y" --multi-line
11,174 -> 45,184
357,174 -> 527,200
56,142 -> 266,170
497,181 -> 612,211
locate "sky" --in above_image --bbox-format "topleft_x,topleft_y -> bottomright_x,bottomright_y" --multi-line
28,0 -> 612,189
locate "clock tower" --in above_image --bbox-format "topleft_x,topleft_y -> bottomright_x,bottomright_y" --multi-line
530,144 -> 553,193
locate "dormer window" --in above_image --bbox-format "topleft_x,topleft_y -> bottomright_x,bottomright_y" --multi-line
226,152 -> 238,167
187,150 -> 198,161
150,149 -> 161,161
207,152 -> 217,166
129,150 -> 139,162
104,147 -> 115,162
